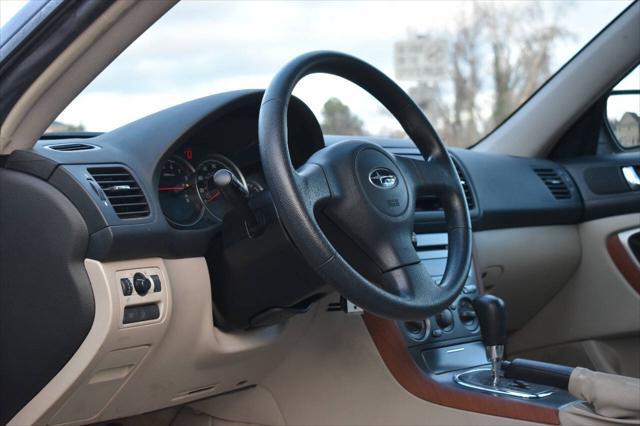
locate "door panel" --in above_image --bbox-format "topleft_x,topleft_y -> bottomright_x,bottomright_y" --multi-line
508,213 -> 640,377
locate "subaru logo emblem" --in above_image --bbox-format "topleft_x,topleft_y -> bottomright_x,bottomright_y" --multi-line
369,168 -> 398,189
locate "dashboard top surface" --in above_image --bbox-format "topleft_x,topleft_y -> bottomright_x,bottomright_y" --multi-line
4,89 -> 614,260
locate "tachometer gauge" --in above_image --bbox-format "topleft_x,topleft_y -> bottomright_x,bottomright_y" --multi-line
158,157 -> 204,227
196,155 -> 247,220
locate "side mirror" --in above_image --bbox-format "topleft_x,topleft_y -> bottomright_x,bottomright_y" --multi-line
606,66 -> 639,150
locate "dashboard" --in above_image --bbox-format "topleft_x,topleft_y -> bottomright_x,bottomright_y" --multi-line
157,128 -> 265,229
12,88 -> 598,261
152,95 -> 322,231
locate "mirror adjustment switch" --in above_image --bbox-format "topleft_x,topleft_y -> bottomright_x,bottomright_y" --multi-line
150,274 -> 161,292
120,278 -> 133,296
133,272 -> 152,296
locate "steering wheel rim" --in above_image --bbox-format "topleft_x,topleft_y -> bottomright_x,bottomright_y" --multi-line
259,51 -> 472,320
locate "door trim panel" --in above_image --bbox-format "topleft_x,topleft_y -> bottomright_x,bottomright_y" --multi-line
607,228 -> 640,294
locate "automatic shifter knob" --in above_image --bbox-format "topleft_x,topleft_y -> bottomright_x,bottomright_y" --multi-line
473,294 -> 506,386
473,294 -> 506,346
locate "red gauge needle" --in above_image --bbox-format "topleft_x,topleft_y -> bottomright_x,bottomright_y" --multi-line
159,185 -> 186,191
206,191 -> 221,202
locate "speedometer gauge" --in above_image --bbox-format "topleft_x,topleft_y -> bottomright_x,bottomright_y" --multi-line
158,157 -> 204,227
196,155 -> 247,220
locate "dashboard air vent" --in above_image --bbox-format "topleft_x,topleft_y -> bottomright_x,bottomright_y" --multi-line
453,161 -> 475,209
87,167 -> 149,219
47,143 -> 97,151
415,160 -> 475,211
533,168 -> 571,199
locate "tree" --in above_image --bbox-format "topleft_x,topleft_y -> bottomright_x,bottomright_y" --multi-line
484,2 -> 569,128
400,2 -> 569,147
320,97 -> 367,136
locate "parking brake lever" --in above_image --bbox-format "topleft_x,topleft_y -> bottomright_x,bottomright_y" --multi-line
473,294 -> 507,387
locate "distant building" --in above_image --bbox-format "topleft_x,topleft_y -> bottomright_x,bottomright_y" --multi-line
394,31 -> 448,84
394,31 -> 448,111
615,112 -> 640,148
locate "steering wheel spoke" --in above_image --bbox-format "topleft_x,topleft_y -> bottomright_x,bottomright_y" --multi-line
397,154 -> 470,230
296,162 -> 332,212
397,155 -> 455,197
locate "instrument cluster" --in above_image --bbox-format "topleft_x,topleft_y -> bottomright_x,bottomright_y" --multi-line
158,146 -> 264,228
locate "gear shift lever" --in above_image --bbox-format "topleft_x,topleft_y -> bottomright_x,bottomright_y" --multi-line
473,294 -> 506,386
456,294 -> 556,398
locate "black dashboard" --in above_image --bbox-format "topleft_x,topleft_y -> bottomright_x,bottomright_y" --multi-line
156,115 -> 267,229
4,89 -> 638,264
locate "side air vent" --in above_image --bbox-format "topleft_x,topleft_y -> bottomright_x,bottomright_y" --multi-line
87,167 -> 150,219
533,167 -> 571,199
46,143 -> 98,151
453,161 -> 475,210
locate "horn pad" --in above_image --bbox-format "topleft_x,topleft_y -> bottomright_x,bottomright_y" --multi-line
356,148 -> 410,217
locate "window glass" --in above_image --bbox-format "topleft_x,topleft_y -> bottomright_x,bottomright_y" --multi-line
0,0 -> 28,27
48,1 -> 632,148
607,66 -> 640,149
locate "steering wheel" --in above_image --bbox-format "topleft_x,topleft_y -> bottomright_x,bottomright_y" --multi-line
258,51 -> 472,320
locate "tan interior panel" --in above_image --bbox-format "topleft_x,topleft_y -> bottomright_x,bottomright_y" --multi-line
12,258 -> 549,426
473,225 -> 581,331
509,213 -> 640,357
9,257 -> 315,426
191,296 -> 543,426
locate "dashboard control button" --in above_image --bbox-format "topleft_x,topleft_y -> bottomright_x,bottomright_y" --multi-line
458,298 -> 479,330
459,309 -> 477,323
133,272 -> 151,296
404,319 -> 429,341
431,329 -> 443,338
150,274 -> 162,292
123,303 -> 160,324
119,278 -> 133,296
436,309 -> 454,331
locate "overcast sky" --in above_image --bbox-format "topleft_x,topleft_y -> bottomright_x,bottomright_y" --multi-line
1,0 -> 635,134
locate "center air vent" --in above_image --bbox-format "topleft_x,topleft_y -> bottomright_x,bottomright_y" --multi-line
453,161 -> 475,209
87,167 -> 149,219
533,167 -> 571,200
415,160 -> 475,211
47,143 -> 97,151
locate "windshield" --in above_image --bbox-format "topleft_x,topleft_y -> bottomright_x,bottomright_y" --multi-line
45,0 -> 631,148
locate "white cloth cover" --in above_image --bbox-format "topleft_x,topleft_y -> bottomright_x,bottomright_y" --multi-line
568,367 -> 640,420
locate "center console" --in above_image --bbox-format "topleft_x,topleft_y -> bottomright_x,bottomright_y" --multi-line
398,232 -> 484,372
364,232 -> 577,424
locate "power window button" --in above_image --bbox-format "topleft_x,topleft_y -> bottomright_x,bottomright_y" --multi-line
150,274 -> 161,292
120,278 -> 133,296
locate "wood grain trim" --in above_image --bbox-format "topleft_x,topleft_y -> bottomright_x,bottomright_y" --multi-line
363,313 -> 560,425
607,233 -> 640,294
